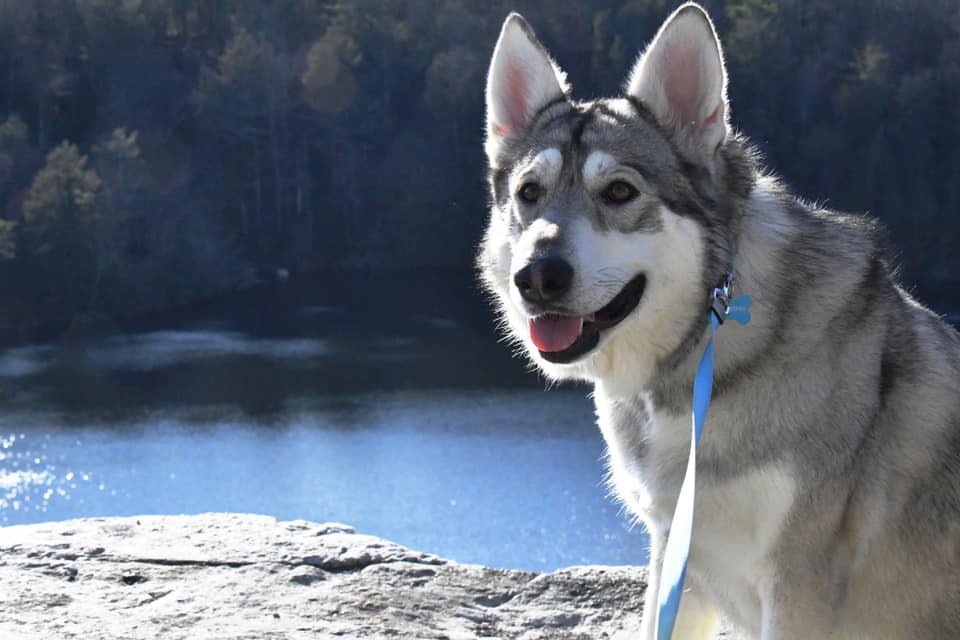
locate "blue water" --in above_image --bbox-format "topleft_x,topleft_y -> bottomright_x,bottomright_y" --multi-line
0,390 -> 645,571
0,273 -> 649,572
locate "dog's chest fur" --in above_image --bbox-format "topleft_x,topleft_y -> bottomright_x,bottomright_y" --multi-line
595,384 -> 797,628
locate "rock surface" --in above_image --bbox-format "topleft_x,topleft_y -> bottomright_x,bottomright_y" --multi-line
0,513 -> 744,639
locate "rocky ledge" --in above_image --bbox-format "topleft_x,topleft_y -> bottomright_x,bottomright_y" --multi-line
0,513 -> 742,639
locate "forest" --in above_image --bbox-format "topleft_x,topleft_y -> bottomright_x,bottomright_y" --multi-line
0,0 -> 957,335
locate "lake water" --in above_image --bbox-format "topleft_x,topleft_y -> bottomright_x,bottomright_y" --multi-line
0,271 -> 648,572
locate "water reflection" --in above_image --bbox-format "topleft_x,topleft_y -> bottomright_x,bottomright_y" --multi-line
0,345 -> 53,378
0,273 -> 534,420
0,330 -> 329,376
0,432 -> 108,519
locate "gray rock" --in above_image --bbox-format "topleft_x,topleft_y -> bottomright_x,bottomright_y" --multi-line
0,513 -> 745,639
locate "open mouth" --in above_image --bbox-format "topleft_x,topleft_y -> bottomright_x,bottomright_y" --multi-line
529,274 -> 647,364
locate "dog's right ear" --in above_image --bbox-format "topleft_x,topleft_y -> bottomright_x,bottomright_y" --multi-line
485,14 -> 568,160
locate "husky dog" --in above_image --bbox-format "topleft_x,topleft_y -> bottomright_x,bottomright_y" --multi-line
478,4 -> 960,639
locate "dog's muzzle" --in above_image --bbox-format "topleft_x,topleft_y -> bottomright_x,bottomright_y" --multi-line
529,273 -> 647,364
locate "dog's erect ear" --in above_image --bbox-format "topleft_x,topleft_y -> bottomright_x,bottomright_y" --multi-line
626,3 -> 728,162
485,14 -> 568,160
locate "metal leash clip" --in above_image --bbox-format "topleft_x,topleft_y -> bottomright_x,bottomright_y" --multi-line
710,275 -> 734,323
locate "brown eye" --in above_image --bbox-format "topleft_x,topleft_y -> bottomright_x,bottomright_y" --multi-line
601,180 -> 638,205
518,182 -> 541,204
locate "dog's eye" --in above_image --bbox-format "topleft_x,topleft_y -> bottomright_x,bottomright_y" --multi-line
518,182 -> 541,204
601,181 -> 638,205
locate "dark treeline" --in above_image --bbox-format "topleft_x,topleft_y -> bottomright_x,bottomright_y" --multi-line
0,0 -> 958,333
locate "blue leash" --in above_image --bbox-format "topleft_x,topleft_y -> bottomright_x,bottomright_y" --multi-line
655,280 -> 751,640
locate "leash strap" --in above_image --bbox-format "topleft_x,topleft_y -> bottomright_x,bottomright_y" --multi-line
654,311 -> 719,640
654,282 -> 750,640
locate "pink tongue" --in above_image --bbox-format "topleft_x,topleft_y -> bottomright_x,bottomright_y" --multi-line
529,314 -> 583,352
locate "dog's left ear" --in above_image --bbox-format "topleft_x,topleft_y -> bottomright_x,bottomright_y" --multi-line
626,3 -> 728,163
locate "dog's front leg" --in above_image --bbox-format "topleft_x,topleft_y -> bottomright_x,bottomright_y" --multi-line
671,581 -> 721,640
641,534 -> 720,640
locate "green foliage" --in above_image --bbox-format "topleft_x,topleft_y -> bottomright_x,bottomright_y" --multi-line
0,115 -> 28,147
19,142 -> 103,316
22,142 -> 102,247
302,25 -> 362,115
0,0 -> 956,331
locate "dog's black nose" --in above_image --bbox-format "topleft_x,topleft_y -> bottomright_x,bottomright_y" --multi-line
514,257 -> 574,303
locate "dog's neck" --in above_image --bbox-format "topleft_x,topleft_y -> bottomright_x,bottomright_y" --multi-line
597,174 -> 808,416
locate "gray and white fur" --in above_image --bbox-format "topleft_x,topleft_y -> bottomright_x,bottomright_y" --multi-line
477,4 -> 960,639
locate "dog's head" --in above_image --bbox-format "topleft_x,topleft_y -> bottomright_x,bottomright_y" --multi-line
478,3 -> 751,385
